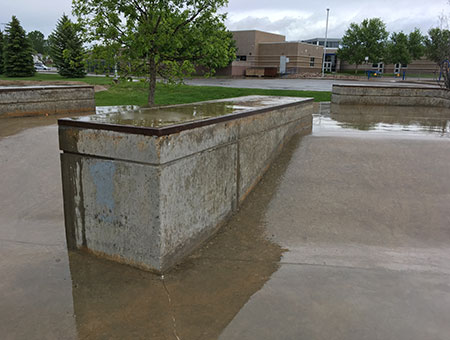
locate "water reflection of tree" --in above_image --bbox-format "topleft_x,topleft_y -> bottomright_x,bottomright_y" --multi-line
88,102 -> 237,128
330,104 -> 450,134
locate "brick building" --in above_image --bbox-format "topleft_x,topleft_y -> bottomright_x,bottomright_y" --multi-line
217,30 -> 324,77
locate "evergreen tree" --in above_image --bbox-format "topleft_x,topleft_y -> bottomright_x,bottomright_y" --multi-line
49,14 -> 86,78
3,16 -> 35,77
0,31 -> 4,74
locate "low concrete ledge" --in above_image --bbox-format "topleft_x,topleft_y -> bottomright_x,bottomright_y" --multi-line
0,85 -> 95,118
58,96 -> 313,272
331,84 -> 450,108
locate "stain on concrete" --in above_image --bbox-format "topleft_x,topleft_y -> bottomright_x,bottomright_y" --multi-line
88,161 -> 116,222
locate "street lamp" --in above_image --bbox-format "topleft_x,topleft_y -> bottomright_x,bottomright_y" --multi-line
321,8 -> 330,78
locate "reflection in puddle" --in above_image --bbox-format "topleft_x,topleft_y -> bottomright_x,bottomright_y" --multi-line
82,96 -> 306,128
314,103 -> 450,137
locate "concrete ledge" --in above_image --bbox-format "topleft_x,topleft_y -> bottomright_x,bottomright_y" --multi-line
0,85 -> 96,118
59,96 -> 313,272
331,84 -> 450,108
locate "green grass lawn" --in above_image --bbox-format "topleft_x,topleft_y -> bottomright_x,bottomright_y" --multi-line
96,81 -> 331,106
0,73 -> 331,106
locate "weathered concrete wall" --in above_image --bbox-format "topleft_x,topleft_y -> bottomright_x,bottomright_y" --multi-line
0,85 -> 95,118
331,84 -> 450,108
59,96 -> 313,272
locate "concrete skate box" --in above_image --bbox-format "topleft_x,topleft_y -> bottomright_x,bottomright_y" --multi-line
58,95 -> 313,272
331,84 -> 450,108
0,85 -> 95,118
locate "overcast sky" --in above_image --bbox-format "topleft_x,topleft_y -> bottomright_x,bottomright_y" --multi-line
1,0 -> 448,40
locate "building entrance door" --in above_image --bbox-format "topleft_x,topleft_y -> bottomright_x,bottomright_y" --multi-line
373,62 -> 384,74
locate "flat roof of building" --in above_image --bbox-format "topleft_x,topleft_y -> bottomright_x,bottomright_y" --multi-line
302,37 -> 341,42
231,29 -> 284,36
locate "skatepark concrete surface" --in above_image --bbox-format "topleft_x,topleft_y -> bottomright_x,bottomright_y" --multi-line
1,103 -> 450,340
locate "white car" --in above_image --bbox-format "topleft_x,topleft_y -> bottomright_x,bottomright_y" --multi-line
34,63 -> 50,71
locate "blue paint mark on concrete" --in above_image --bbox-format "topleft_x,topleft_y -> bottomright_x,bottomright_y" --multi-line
89,161 -> 116,223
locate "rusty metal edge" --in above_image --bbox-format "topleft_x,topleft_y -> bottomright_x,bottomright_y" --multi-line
58,98 -> 314,137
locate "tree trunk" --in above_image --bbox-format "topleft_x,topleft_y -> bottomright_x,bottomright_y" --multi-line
147,56 -> 157,107
354,63 -> 359,74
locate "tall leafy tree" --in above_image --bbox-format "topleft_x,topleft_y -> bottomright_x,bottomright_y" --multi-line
27,30 -> 48,55
408,28 -> 425,60
0,31 -> 4,74
359,18 -> 389,63
385,32 -> 411,67
337,23 -> 365,74
425,27 -> 450,88
49,14 -> 86,78
72,0 -> 236,106
425,28 -> 450,64
338,18 -> 389,73
3,16 -> 35,77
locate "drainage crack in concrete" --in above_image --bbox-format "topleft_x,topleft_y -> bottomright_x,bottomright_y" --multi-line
161,275 -> 182,340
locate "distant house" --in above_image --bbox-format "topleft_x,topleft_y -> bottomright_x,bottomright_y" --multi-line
216,30 -> 324,77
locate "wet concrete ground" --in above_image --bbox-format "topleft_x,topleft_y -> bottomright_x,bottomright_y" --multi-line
1,104 -> 450,339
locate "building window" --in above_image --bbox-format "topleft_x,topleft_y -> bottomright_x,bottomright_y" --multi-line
327,41 -> 339,48
236,55 -> 247,61
310,57 -> 315,67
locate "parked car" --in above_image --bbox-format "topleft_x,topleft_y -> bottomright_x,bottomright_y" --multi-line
34,63 -> 50,71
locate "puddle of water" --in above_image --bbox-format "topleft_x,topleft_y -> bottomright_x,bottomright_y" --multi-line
314,103 -> 450,137
74,96 -> 306,128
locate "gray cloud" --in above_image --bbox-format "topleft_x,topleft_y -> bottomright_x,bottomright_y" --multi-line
225,0 -> 449,40
1,0 -> 73,37
0,0 -> 448,40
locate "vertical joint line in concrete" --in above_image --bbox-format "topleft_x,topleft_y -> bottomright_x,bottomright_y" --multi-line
79,160 -> 87,248
235,128 -> 241,211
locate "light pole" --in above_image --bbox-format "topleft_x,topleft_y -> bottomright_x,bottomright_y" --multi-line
321,8 -> 330,78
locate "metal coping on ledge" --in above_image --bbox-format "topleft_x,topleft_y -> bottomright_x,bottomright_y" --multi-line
333,84 -> 445,91
58,98 -> 314,137
0,85 -> 95,92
